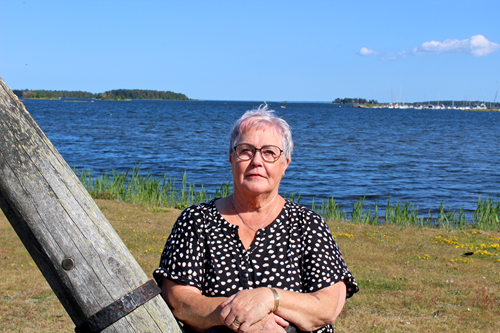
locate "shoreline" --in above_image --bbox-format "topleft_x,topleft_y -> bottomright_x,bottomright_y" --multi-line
75,167 -> 500,231
20,97 -> 499,111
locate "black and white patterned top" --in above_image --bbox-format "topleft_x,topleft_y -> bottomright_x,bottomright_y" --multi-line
153,199 -> 358,333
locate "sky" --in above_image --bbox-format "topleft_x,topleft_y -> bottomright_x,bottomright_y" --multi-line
1,0 -> 499,103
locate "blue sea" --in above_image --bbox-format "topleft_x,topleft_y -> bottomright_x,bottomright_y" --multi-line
23,99 -> 500,219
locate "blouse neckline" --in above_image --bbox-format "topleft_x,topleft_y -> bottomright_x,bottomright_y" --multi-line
210,198 -> 290,251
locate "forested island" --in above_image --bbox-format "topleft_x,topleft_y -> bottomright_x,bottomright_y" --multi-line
12,89 -> 191,101
333,97 -> 379,105
333,97 -> 499,110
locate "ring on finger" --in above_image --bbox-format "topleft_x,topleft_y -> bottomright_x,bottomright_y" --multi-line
233,319 -> 241,328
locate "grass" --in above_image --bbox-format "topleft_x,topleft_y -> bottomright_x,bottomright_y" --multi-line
78,167 -> 218,210
315,194 -> 500,231
75,167 -> 500,231
331,225 -> 500,332
0,199 -> 180,332
1,199 -> 499,332
3,167 -> 496,331
473,196 -> 500,231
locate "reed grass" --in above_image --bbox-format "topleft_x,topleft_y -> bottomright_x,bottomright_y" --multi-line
384,196 -> 422,227
352,196 -> 379,225
78,167 -> 222,210
473,196 -> 500,231
74,167 -> 500,231
312,196 -> 347,222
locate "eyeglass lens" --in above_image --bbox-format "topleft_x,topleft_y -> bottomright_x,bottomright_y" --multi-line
235,144 -> 282,162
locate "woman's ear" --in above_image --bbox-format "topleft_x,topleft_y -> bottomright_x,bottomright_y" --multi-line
282,157 -> 290,172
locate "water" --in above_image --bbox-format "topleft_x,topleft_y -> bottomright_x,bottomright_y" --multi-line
22,99 -> 500,218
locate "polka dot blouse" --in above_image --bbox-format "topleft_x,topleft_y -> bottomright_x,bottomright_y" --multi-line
154,199 -> 358,333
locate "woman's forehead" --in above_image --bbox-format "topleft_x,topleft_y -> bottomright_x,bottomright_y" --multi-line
236,128 -> 282,145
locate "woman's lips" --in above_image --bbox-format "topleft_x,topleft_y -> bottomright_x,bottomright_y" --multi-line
246,173 -> 265,178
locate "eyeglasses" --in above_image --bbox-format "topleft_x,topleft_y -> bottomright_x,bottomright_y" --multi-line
233,144 -> 284,163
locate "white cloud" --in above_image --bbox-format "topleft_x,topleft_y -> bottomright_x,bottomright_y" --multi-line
413,35 -> 500,57
381,51 -> 411,61
359,35 -> 500,60
358,47 -> 377,56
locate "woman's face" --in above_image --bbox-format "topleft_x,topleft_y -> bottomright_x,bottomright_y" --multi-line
230,128 -> 290,199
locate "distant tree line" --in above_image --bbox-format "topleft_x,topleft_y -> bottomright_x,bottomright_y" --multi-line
333,98 -> 378,104
13,89 -> 95,99
98,89 -> 190,100
12,89 -> 191,101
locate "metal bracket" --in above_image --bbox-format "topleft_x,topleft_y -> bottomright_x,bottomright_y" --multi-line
75,279 -> 161,333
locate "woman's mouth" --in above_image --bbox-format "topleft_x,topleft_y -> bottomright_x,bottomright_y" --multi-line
246,173 -> 264,178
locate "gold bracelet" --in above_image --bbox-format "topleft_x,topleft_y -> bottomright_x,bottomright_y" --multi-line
269,287 -> 280,312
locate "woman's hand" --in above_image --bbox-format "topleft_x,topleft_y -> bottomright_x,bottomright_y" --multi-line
220,288 -> 276,332
245,313 -> 288,333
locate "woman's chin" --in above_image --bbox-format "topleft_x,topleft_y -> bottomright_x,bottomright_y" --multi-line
240,183 -> 277,196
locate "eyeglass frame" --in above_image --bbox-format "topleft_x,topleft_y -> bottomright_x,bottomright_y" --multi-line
233,144 -> 284,163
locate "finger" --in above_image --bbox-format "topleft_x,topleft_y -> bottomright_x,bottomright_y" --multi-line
246,314 -> 285,333
224,314 -> 236,327
273,314 -> 289,327
223,309 -> 238,328
220,304 -> 230,320
221,300 -> 244,326
221,294 -> 237,307
229,318 -> 243,332
238,320 -> 251,333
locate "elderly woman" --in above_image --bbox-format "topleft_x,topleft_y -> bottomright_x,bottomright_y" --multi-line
154,105 -> 358,333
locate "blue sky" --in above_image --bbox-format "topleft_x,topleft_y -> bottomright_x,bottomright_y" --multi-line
1,0 -> 499,103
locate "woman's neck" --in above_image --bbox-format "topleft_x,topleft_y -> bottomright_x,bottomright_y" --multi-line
232,191 -> 280,213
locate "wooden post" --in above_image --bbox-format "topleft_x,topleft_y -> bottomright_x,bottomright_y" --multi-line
0,77 -> 182,332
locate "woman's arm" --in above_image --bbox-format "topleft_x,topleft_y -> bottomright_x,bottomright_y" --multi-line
163,279 -> 289,333
162,279 -> 227,332
221,280 -> 347,333
275,280 -> 347,331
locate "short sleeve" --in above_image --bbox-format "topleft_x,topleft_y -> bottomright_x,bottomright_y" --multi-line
153,204 -> 207,289
301,210 -> 359,298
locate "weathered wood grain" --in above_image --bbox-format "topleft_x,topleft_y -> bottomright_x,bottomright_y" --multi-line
0,77 -> 182,332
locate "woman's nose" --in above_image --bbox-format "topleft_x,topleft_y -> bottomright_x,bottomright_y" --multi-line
250,149 -> 264,165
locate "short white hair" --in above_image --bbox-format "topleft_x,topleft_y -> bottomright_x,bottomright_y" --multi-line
229,104 -> 293,162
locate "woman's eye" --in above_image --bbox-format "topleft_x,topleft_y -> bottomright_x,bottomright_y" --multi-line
238,146 -> 254,155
